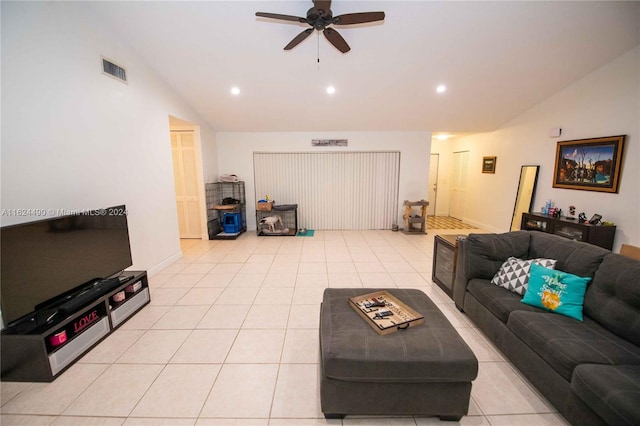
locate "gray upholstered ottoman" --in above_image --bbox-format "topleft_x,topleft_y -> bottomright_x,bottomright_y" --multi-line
320,288 -> 478,420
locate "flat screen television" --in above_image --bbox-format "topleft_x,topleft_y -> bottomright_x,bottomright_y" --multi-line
1,205 -> 133,328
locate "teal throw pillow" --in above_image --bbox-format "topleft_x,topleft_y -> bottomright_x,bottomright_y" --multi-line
521,263 -> 591,321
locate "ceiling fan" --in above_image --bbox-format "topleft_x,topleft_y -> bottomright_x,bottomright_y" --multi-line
255,0 -> 385,53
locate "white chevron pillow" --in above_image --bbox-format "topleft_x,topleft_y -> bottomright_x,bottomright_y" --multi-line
491,257 -> 557,296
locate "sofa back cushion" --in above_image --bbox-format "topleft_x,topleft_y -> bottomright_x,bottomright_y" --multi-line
464,231 -> 531,280
584,253 -> 640,347
528,232 -> 607,277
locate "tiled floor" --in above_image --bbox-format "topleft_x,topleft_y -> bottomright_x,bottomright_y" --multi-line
1,229 -> 569,426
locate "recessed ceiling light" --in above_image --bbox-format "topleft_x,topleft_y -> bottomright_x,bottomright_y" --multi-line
230,86 -> 240,95
436,84 -> 447,93
326,86 -> 336,95
435,135 -> 450,141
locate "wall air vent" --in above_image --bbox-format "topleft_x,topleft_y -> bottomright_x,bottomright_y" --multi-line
101,56 -> 127,83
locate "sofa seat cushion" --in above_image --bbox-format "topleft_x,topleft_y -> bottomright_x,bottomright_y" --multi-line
467,278 -> 545,323
507,311 -> 640,381
572,364 -> 640,426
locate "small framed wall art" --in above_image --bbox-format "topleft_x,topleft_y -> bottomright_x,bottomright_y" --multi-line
553,135 -> 626,193
482,156 -> 497,174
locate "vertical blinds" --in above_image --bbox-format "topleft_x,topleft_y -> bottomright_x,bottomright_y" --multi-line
253,151 -> 400,230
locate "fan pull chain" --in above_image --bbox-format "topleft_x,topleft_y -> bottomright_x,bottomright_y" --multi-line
317,31 -> 320,70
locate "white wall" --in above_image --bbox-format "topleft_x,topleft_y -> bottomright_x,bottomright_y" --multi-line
216,132 -> 431,230
450,46 -> 640,251
1,2 -> 218,274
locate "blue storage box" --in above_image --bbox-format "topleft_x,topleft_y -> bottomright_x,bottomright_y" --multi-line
223,213 -> 241,233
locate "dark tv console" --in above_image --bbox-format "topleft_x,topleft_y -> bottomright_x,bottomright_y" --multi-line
1,271 -> 150,382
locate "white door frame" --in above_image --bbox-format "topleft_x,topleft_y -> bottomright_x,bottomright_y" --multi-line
170,120 -> 207,240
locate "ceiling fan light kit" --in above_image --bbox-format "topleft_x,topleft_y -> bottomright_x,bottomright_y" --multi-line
256,0 -> 385,53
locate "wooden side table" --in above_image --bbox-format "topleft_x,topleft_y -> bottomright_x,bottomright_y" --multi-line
432,234 -> 466,299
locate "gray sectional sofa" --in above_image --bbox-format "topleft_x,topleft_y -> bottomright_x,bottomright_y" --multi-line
453,230 -> 640,425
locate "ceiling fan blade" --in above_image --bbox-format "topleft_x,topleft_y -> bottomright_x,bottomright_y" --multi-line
332,11 -> 385,25
284,28 -> 314,50
256,12 -> 307,23
323,27 -> 350,53
312,0 -> 332,15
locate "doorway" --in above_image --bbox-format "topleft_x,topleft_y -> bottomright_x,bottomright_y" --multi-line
450,151 -> 469,220
171,130 -> 203,239
427,154 -> 439,216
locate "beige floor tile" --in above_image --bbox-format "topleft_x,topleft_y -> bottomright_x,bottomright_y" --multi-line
358,272 -> 395,288
0,414 -> 58,425
455,328 -> 504,362
1,364 -> 108,415
171,329 -> 238,363
390,272 -> 428,286
354,262 -> 386,273
1,382 -> 31,406
298,263 -> 327,274
181,263 -> 215,275
271,364 -> 322,418
199,364 -> 278,418
147,288 -> 189,306
382,261 -> 415,273
130,364 -> 220,418
63,364 -> 162,417
197,304 -> 250,329
242,304 -> 290,329
414,415 -> 490,425
176,288 -> 224,305
295,273 -> 329,287
152,305 -> 209,330
288,305 -> 320,329
125,418 -> 195,425
226,329 -> 285,363
195,273 -> 235,288
215,287 -> 260,305
118,305 -> 171,330
210,263 -> 243,274
254,287 -> 294,305
116,330 -> 190,364
471,362 -> 555,415
78,329 -> 144,364
281,329 -> 321,363
291,287 -> 326,305
328,272 -> 362,287
162,274 -> 203,288
51,416 -> 126,425
486,413 -> 569,425
228,272 -> 266,287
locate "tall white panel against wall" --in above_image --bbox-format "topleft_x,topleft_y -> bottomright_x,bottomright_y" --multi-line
254,152 -> 400,230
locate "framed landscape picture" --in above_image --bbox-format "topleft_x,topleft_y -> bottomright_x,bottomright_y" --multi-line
553,135 -> 626,193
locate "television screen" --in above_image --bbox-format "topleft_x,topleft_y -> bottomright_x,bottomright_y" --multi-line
1,205 -> 133,327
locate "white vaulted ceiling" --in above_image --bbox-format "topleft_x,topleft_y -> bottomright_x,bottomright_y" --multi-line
88,1 -> 639,133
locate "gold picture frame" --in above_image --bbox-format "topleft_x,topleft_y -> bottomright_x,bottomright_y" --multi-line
553,135 -> 626,193
482,156 -> 496,174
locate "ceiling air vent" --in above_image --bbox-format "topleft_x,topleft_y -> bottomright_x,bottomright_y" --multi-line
101,56 -> 127,83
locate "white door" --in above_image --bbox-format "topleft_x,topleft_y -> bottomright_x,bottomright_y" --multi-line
171,131 -> 202,238
427,154 -> 439,216
450,151 -> 469,220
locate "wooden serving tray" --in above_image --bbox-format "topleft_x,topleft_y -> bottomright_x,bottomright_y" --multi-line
348,290 -> 425,335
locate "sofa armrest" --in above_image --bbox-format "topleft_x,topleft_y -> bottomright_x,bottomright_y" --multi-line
453,231 -> 531,311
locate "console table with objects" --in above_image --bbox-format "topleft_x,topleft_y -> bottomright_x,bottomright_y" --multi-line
432,234 -> 467,300
320,287 -> 478,420
520,212 -> 616,250
1,271 -> 150,382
